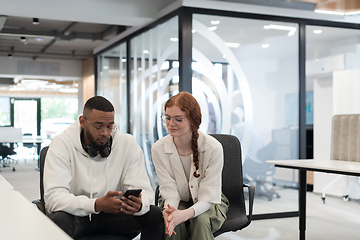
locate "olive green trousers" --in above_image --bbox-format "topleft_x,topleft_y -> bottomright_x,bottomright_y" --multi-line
160,193 -> 229,240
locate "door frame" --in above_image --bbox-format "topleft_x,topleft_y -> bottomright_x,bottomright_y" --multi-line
10,97 -> 41,136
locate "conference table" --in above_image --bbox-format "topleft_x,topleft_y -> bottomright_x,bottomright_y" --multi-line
267,159 -> 360,240
0,176 -> 72,240
0,174 -> 14,191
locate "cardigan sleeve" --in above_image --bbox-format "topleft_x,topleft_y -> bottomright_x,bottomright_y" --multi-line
151,145 -> 181,209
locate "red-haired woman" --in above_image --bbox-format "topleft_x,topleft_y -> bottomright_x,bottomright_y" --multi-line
152,92 -> 229,239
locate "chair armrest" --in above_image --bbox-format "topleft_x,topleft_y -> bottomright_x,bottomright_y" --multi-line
155,185 -> 160,206
32,199 -> 46,214
243,183 -> 255,228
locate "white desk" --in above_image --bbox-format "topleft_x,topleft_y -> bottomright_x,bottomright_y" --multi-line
267,159 -> 360,240
0,190 -> 72,240
0,174 -> 14,191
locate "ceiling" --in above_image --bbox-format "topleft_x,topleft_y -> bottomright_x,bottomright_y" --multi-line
0,16 -> 127,60
1,0 -> 359,61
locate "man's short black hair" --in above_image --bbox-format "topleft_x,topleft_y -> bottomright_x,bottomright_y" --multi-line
83,96 -> 114,113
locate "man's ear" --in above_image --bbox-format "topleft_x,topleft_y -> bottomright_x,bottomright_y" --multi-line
79,116 -> 86,128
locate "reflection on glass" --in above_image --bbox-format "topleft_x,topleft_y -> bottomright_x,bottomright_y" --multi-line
129,16 -> 179,188
193,14 -> 299,214
97,43 -> 127,133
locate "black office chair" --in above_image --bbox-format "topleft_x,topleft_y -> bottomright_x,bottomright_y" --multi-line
155,134 -> 255,237
0,143 -> 16,171
32,146 -> 139,240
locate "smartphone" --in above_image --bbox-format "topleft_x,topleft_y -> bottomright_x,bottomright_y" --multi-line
123,189 -> 142,198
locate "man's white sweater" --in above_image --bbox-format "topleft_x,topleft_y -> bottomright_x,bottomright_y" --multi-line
44,116 -> 153,216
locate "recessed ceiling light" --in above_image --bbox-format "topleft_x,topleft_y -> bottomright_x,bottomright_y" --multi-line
143,50 -> 149,54
314,9 -> 344,16
170,37 -> 178,42
345,11 -> 360,15
313,30 -> 322,34
121,58 -> 126,62
192,29 -> 196,33
36,37 -> 43,41
59,88 -> 78,93
225,42 -> 240,48
262,44 -> 270,48
208,26 -> 217,31
223,55 -> 226,58
264,24 -> 297,36
33,18 -> 39,25
211,20 -> 220,25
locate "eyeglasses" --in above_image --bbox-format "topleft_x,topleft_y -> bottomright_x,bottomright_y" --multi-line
160,115 -> 186,125
84,117 -> 117,135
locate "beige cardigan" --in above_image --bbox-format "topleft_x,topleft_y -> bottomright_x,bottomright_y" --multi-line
151,131 -> 223,209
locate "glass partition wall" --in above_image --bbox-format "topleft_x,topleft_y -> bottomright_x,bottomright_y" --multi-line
130,16 -> 179,188
97,43 -> 128,133
96,6 -> 360,218
192,14 -> 299,214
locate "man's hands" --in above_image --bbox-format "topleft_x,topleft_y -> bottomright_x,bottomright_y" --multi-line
163,204 -> 195,237
95,191 -> 143,215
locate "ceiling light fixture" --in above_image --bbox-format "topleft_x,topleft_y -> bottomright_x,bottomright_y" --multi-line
262,44 -> 270,48
208,26 -> 217,31
143,50 -> 149,54
192,29 -> 196,33
59,88 -> 78,93
314,9 -> 345,16
211,20 -> 220,25
345,11 -> 360,15
170,37 -> 178,42
264,24 -> 297,36
313,30 -> 322,34
33,18 -> 39,25
225,42 -> 240,48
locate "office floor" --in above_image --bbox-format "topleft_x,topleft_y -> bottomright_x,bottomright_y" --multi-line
1,153 -> 360,240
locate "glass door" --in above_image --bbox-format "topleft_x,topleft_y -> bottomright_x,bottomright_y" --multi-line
11,98 -> 41,136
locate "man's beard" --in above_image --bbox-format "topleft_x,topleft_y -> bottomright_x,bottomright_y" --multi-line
85,127 -> 109,151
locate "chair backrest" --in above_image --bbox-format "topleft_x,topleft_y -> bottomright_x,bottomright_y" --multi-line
210,134 -> 249,234
39,146 -> 49,202
331,114 -> 360,162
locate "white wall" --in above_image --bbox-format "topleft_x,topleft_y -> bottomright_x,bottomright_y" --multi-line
0,56 -> 82,80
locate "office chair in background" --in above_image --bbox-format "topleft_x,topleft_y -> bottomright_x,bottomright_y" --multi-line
0,144 -> 16,172
22,133 -> 37,162
243,140 -> 280,201
32,146 -> 139,240
155,134 -> 255,237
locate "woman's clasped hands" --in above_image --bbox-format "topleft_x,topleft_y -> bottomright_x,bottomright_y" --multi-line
162,204 -> 195,237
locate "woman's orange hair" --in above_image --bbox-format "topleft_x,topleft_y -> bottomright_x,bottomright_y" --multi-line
165,92 -> 202,178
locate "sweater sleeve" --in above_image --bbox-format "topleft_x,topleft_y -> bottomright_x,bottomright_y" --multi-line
151,145 -> 181,209
120,138 -> 154,216
44,137 -> 96,216
191,201 -> 213,217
